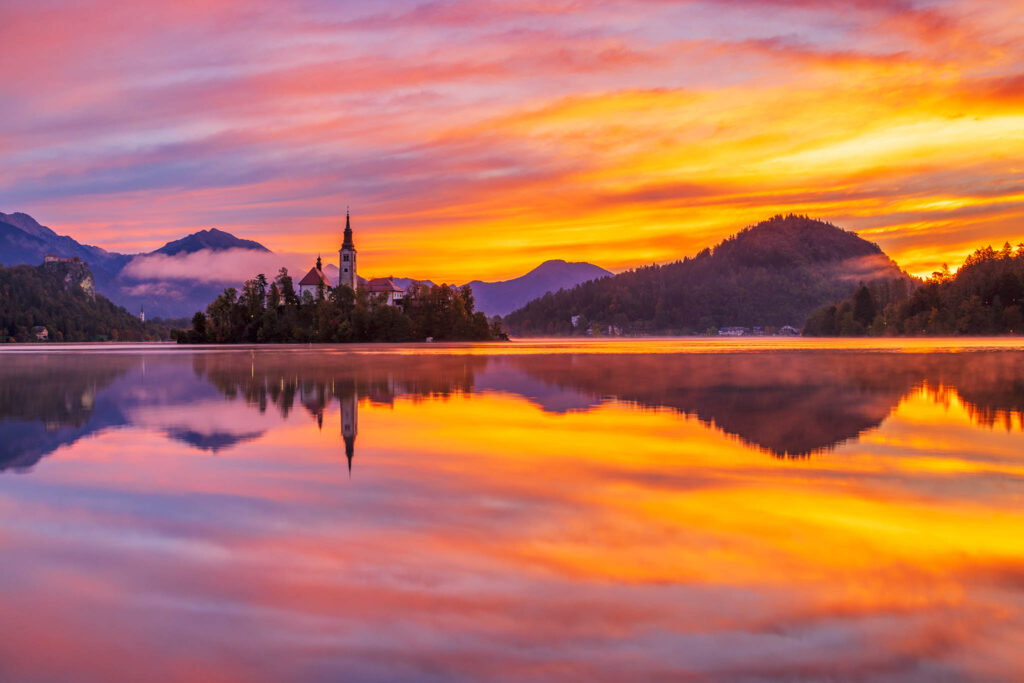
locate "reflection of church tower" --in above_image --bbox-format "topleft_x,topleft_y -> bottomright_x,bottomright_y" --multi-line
341,392 -> 358,474
338,210 -> 357,291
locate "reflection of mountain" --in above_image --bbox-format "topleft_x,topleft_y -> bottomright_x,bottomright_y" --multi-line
6,348 -> 1024,471
505,353 -> 917,457
0,357 -> 129,471
505,352 -> 1024,456
0,355 -> 252,470
165,428 -> 264,451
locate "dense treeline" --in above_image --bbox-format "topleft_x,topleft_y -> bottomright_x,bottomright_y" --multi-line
503,215 -> 905,335
0,262 -> 180,342
177,268 -> 506,343
804,243 -> 1024,336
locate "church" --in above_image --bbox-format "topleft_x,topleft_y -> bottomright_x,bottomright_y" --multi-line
296,211 -> 405,304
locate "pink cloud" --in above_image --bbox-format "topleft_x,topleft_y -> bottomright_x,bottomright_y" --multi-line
121,248 -> 317,284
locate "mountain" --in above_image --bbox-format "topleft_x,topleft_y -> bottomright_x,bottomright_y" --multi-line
0,212 -> 273,318
503,215 -> 910,335
0,221 -> 49,266
114,229 -> 273,317
465,260 -> 612,317
154,228 -> 270,255
0,212 -> 130,277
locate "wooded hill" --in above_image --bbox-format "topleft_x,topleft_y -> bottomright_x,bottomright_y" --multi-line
0,261 -> 179,342
502,215 -> 909,335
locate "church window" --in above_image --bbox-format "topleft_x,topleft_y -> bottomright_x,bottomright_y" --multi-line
343,254 -> 350,262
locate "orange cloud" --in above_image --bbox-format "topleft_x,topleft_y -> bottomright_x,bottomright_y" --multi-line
1,0 -> 1023,281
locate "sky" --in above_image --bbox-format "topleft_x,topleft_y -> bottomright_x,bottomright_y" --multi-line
1,0 -> 1023,282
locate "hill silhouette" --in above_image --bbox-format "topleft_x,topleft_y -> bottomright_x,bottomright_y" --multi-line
503,215 -> 908,335
154,228 -> 270,255
466,260 -> 612,316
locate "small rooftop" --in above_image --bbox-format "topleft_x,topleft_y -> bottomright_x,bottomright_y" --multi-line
365,277 -> 404,293
298,266 -> 331,287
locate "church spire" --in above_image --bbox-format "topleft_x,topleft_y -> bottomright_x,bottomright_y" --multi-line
342,208 -> 355,250
316,254 -> 322,270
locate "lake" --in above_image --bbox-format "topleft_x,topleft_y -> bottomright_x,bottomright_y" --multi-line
1,339 -> 1023,681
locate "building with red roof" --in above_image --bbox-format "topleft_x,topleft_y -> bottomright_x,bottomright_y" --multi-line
298,255 -> 332,299
365,277 -> 405,305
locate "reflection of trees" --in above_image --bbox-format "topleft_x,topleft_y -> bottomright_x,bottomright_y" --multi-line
5,349 -> 1024,472
506,352 -> 1024,458
0,355 -> 132,470
192,352 -> 487,416
188,349 -> 1024,460
925,354 -> 1024,430
0,356 -> 127,428
191,352 -> 490,471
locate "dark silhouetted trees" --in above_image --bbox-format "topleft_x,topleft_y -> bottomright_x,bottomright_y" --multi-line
178,269 -> 506,344
804,243 -> 1024,336
0,262 -> 181,342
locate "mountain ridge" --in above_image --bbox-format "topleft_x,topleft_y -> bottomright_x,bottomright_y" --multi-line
154,228 -> 270,255
465,259 -> 612,316
503,215 -> 912,335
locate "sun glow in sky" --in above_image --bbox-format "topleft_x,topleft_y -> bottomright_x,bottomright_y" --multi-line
2,0 -> 1024,281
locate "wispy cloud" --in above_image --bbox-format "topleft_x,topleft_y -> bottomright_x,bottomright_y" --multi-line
1,0 -> 1023,279
121,249 -> 315,284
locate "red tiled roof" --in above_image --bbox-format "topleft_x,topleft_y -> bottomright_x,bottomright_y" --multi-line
298,267 -> 331,287
366,277 -> 404,293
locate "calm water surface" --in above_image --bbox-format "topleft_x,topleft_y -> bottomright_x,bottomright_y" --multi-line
1,339 -> 1023,681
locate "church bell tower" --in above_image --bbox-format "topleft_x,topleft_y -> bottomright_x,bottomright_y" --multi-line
338,209 -> 357,291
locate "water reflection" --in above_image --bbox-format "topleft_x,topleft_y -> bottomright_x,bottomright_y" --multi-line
6,348 -> 1024,468
0,345 -> 1022,680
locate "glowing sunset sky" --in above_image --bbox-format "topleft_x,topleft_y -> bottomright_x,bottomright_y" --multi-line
1,0 -> 1023,281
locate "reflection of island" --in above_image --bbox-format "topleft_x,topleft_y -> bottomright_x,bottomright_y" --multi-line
5,348 -> 1024,471
190,353 -> 490,474
342,392 -> 357,473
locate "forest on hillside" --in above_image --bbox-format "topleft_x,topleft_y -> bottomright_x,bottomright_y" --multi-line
804,243 -> 1024,336
177,268 -> 506,343
0,262 -> 180,342
503,215 -> 905,335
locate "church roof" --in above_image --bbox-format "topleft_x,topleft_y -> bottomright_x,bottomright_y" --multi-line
366,277 -> 404,293
299,266 -> 331,287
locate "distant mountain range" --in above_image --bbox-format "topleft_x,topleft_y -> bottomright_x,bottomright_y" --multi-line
324,259 -> 612,316
0,211 -> 611,319
503,215 -> 912,335
466,260 -> 612,316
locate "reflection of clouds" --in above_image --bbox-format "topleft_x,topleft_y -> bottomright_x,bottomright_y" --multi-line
126,400 -> 287,452
2,390 -> 1021,679
1,348 -> 1024,678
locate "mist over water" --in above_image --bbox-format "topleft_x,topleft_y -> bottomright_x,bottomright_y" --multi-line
1,341 -> 1023,681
